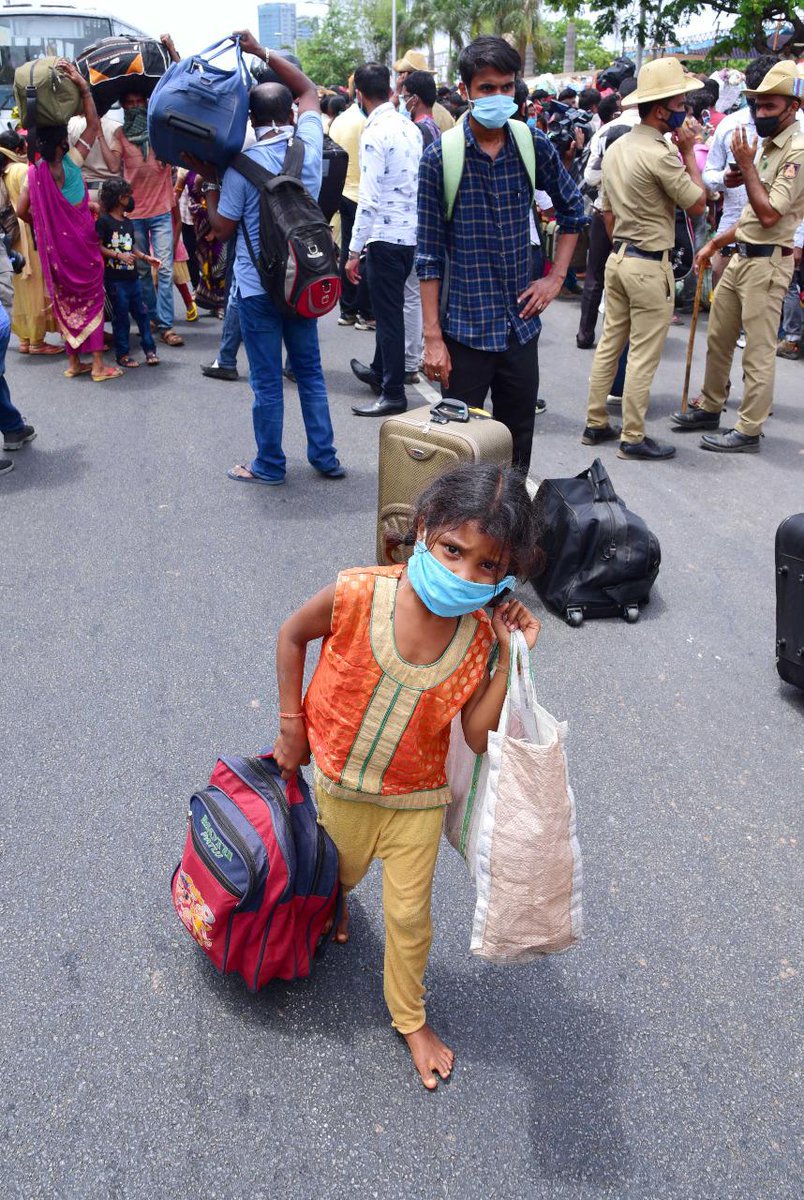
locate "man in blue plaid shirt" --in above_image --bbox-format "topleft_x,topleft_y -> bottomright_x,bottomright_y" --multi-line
416,37 -> 588,473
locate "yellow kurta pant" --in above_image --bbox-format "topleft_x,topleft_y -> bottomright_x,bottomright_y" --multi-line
315,786 -> 444,1035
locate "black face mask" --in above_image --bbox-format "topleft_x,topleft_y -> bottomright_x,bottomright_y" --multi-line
124,197 -> 135,213
754,103 -> 790,140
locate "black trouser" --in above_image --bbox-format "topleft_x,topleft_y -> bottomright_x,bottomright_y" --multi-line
366,241 -> 414,403
443,330 -> 539,474
577,210 -> 611,344
338,197 -> 373,319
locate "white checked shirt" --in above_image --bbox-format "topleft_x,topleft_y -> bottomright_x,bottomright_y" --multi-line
349,102 -> 421,252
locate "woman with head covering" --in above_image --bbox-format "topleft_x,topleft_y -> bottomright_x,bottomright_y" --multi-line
0,130 -> 62,354
15,61 -> 122,381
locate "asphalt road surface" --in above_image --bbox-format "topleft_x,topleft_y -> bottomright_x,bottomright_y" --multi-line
2,294 -> 802,1200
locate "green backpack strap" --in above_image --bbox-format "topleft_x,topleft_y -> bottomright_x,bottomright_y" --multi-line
441,124 -> 465,222
441,120 -> 537,221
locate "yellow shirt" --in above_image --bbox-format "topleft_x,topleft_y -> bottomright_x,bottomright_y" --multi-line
600,123 -> 702,251
328,102 -> 366,205
735,121 -> 804,247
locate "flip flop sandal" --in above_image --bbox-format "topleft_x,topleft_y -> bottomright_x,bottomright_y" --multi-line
159,330 -> 184,347
91,367 -> 124,382
117,356 -> 139,369
29,343 -> 64,356
226,464 -> 285,486
145,352 -> 160,365
64,364 -> 93,378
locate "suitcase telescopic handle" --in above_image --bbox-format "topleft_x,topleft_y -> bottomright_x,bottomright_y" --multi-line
430,399 -> 469,424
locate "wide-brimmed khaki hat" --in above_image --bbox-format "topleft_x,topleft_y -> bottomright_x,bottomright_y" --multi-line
393,49 -> 435,75
621,57 -> 704,107
744,60 -> 804,99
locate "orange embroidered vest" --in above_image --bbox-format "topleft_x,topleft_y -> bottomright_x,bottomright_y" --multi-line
304,566 -> 494,809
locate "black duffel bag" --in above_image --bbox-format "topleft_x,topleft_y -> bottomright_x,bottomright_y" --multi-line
76,36 -> 170,116
532,458 -> 661,626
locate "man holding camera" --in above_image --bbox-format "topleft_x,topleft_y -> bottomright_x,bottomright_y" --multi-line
581,58 -> 706,461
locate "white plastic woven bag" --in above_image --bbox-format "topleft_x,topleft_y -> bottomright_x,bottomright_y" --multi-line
445,631 -> 582,962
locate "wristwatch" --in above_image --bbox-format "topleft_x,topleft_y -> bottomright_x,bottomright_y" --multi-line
201,182 -> 220,194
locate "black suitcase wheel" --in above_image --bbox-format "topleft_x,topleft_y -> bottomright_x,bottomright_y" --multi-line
623,605 -> 640,624
566,607 -> 584,627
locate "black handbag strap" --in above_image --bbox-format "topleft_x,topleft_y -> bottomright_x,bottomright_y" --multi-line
585,457 -> 618,503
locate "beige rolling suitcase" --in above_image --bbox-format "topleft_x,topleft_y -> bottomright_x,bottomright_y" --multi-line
376,399 -> 513,565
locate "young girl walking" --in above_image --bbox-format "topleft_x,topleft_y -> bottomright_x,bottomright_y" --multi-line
274,464 -> 542,1090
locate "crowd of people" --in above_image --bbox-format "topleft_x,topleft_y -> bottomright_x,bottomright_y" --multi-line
1,32 -> 802,479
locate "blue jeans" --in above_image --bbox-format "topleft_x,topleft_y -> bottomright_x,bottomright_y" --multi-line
218,288 -> 242,370
132,212 -> 174,330
107,276 -> 156,360
239,291 -> 340,481
0,323 -> 23,434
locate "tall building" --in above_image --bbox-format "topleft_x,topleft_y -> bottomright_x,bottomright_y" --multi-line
257,2 -> 298,52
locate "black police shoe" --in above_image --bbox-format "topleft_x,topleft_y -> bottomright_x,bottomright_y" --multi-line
351,395 -> 407,417
618,436 -> 676,461
670,406 -> 720,431
201,362 -> 239,381
581,423 -> 621,446
700,429 -> 760,454
350,358 -> 382,395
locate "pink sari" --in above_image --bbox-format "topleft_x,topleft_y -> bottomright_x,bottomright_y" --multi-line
28,160 -> 105,351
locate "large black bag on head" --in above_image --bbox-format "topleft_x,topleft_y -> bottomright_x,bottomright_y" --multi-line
75,36 -> 170,117
231,138 -> 341,319
775,513 -> 804,690
533,458 -> 661,626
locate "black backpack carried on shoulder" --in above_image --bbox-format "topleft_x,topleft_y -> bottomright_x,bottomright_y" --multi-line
533,458 -> 661,626
231,139 -> 341,319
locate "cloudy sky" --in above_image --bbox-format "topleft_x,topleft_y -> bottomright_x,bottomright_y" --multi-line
128,0 -> 326,56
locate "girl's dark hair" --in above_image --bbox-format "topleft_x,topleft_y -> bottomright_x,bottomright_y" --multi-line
99,178 -> 132,212
458,36 -> 521,88
35,124 -> 68,163
0,129 -> 24,153
387,464 -> 544,579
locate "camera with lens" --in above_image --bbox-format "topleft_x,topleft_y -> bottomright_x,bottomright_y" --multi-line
545,106 -> 592,156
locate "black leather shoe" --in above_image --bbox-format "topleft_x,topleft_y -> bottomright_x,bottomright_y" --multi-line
700,429 -> 760,454
576,335 -> 596,349
350,358 -> 382,395
201,362 -> 239,381
671,406 -> 720,431
582,423 -> 621,445
618,436 -> 676,461
351,395 -> 407,417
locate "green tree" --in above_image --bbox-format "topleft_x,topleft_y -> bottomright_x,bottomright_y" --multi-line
540,16 -> 615,72
570,0 -> 802,59
297,0 -> 362,87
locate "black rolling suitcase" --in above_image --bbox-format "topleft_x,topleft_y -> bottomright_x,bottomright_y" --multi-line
532,458 -> 661,626
775,514 -> 804,690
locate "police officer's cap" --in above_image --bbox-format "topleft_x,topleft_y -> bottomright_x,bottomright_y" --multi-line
621,57 -> 705,108
743,61 -> 804,100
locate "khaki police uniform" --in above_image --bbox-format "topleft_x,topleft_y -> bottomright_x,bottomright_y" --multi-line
585,124 -> 702,443
696,120 -> 804,436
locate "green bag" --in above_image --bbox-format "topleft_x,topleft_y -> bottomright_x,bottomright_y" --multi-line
440,119 -> 536,220
14,58 -> 83,128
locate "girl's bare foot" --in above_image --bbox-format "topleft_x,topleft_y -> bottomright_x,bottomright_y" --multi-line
403,1024 -> 454,1090
335,896 -> 349,943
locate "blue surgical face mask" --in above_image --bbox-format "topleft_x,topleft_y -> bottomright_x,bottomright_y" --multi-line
469,94 -> 518,129
400,97 -> 413,120
406,536 -> 516,617
664,108 -> 687,131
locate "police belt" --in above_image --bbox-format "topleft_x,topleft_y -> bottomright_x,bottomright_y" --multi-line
734,242 -> 793,259
613,242 -> 670,261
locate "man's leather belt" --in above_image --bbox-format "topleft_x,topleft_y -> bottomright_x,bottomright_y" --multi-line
613,242 -> 669,261
735,242 -> 793,258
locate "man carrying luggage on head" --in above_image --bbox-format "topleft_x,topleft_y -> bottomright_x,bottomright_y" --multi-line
580,57 -> 706,462
186,30 -> 343,485
416,36 -> 587,475
671,62 -> 804,453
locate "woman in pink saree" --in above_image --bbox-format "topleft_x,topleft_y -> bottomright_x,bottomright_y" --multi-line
16,61 -> 121,381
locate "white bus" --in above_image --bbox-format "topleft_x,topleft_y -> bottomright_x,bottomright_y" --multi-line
0,3 -> 149,123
